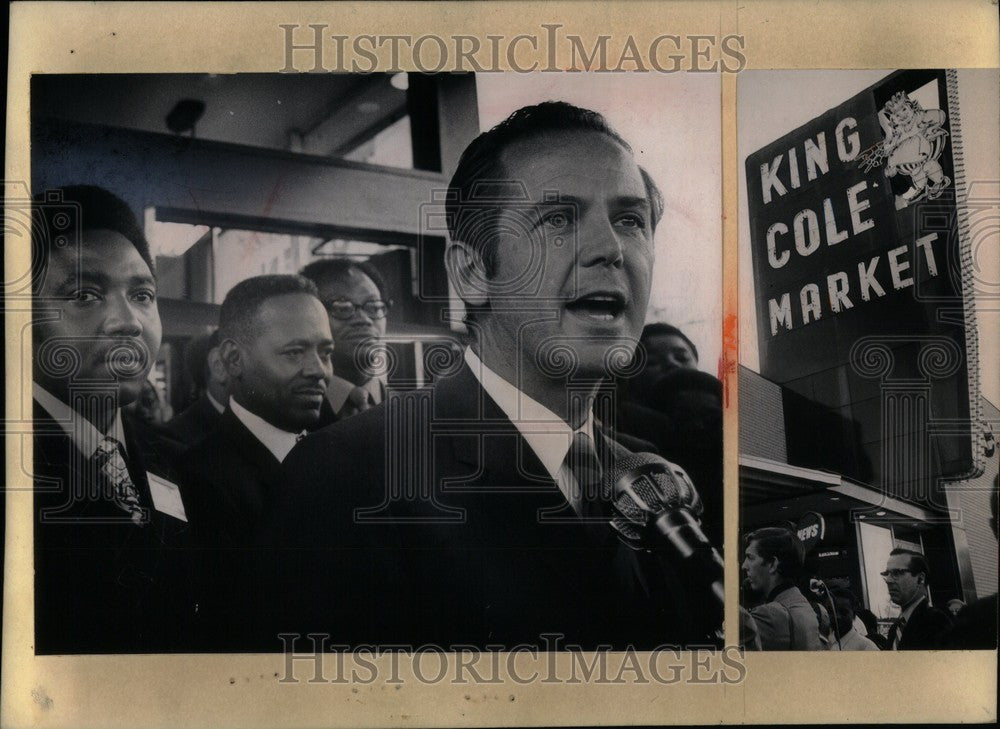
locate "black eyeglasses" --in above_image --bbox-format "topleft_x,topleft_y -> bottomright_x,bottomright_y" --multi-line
323,299 -> 392,320
880,568 -> 913,579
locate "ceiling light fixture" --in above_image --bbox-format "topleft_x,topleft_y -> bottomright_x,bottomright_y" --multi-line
166,99 -> 206,136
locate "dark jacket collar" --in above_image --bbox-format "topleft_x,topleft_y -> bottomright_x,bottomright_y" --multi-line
218,406 -> 283,477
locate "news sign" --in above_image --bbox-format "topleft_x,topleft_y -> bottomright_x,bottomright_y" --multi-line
747,70 -> 979,499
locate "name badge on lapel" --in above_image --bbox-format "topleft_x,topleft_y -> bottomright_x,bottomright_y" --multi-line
147,472 -> 188,522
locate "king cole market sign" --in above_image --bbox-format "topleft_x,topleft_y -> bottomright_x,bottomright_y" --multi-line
746,69 -> 981,493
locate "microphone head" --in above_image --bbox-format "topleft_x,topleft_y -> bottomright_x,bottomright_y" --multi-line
605,452 -> 704,548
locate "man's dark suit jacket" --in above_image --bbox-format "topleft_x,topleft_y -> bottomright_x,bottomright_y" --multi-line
179,407 -> 282,548
891,597 -> 953,650
33,400 -> 197,654
177,406 -> 284,650
160,393 -> 222,449
258,364 -> 712,652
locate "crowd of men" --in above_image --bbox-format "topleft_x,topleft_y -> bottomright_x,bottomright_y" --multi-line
740,524 -> 998,650
30,102 -> 726,654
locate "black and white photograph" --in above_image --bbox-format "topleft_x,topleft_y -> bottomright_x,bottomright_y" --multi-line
5,2 -> 1000,727
24,71 -> 722,655
738,69 -> 999,651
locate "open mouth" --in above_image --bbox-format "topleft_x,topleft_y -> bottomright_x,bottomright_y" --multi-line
565,292 -> 627,322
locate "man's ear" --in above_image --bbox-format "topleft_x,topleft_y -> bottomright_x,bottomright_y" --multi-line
207,346 -> 229,386
444,240 -> 490,307
766,557 -> 780,576
218,339 -> 244,380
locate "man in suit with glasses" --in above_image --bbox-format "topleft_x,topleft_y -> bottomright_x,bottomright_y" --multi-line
882,548 -> 952,649
300,259 -> 391,420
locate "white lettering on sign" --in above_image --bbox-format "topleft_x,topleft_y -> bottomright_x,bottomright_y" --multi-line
827,271 -> 853,314
769,294 -> 793,336
858,256 -> 886,302
761,155 -> 787,205
767,222 -> 790,268
765,181 -> 876,270
888,244 -> 914,290
847,181 -> 875,234
793,209 -> 821,257
800,284 -> 822,325
915,233 -> 939,276
765,233 -> 942,333
759,122 -> 859,206
835,117 -> 860,161
804,134 -> 828,181
798,524 -> 820,541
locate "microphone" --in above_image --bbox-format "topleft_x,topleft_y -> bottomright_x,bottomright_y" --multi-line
605,452 -> 724,613
809,577 -> 842,650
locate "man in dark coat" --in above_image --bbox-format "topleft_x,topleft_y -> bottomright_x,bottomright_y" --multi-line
160,330 -> 228,448
177,274 -> 333,649
31,185 -> 196,653
883,548 -> 952,649
261,102 -> 720,652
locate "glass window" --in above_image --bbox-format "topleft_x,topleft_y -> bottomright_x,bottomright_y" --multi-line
859,521 -> 899,621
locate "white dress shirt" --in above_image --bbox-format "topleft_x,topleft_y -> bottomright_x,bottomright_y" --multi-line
205,389 -> 226,414
229,397 -> 303,464
33,382 -> 127,457
464,348 -> 596,516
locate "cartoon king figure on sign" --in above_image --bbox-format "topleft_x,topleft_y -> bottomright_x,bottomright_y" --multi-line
860,91 -> 951,206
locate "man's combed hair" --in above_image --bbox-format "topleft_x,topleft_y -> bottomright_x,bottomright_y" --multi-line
218,274 -> 319,343
32,185 -> 155,295
299,258 -> 388,300
446,100 -> 665,278
746,527 -> 805,579
889,547 -> 931,583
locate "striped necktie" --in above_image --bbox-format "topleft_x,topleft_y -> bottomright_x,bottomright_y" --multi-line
94,436 -> 147,525
889,615 -> 907,650
564,431 -> 613,543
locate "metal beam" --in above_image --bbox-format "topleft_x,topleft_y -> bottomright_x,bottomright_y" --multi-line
32,118 -> 447,242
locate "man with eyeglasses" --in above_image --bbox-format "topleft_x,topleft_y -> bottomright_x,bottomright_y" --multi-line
300,259 -> 391,421
882,548 -> 952,650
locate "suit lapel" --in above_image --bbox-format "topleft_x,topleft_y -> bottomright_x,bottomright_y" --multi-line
217,408 -> 282,515
436,364 -> 568,500
433,366 -> 632,593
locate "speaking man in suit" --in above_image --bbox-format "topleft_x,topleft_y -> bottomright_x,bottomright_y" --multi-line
31,185 -> 195,653
263,102 -> 717,651
177,275 -> 333,648
883,548 -> 952,649
160,329 -> 228,448
299,259 -> 390,421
